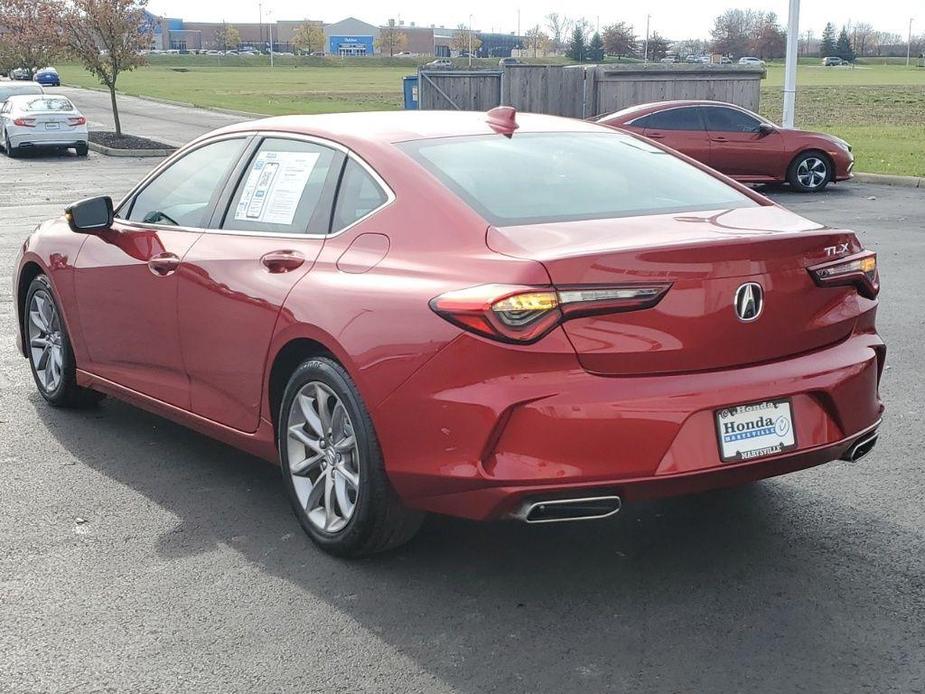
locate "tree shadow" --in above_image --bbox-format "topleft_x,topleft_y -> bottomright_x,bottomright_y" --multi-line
33,395 -> 924,693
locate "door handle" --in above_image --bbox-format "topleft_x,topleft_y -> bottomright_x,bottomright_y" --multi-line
646,132 -> 666,139
261,250 -> 305,274
711,136 -> 729,143
148,252 -> 180,276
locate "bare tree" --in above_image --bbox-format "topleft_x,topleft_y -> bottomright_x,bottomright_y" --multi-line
544,12 -> 572,53
0,0 -> 64,73
60,0 -> 151,137
375,20 -> 408,57
452,25 -> 481,56
524,25 -> 550,58
852,22 -> 874,57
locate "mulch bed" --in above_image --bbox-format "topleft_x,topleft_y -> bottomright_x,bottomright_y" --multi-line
89,131 -> 175,151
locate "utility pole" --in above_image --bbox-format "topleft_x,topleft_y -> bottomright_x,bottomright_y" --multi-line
907,18 -> 914,67
268,9 -> 274,67
468,14 -> 473,68
782,0 -> 800,127
643,14 -> 651,65
258,2 -> 263,52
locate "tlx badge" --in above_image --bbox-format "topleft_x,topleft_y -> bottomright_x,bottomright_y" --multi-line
824,242 -> 850,257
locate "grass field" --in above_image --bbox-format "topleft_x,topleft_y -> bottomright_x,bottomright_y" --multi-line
58,58 -> 925,176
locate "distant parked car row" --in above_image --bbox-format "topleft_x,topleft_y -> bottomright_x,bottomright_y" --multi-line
8,66 -> 59,85
659,55 -> 762,65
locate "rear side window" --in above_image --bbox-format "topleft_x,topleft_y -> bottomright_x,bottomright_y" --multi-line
332,159 -> 389,232
704,107 -> 762,133
400,131 -> 756,227
222,138 -> 340,235
127,138 -> 247,228
631,107 -> 704,131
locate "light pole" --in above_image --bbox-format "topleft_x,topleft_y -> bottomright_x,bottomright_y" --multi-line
907,18 -> 914,68
643,14 -> 651,65
782,0 -> 800,128
258,2 -> 262,53
266,8 -> 274,67
468,15 -> 473,68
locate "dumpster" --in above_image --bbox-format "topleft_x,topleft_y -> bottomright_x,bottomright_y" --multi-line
402,75 -> 418,110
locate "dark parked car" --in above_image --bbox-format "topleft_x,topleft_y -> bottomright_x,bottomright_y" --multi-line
34,67 -> 60,87
598,100 -> 854,192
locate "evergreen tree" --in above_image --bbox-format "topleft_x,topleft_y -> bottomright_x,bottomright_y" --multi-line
835,26 -> 855,61
820,22 -> 837,57
587,32 -> 605,62
566,26 -> 587,62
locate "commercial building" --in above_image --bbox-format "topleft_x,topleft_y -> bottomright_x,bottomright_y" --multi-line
142,10 -> 521,58
324,17 -> 379,56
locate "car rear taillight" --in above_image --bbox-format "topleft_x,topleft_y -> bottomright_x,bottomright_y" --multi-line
13,117 -> 36,127
808,251 -> 879,299
430,283 -> 672,343
67,116 -> 87,126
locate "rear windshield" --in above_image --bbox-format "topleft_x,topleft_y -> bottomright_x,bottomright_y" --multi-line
399,131 -> 757,226
22,97 -> 74,112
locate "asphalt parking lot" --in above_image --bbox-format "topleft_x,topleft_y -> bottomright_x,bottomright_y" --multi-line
1,96 -> 924,693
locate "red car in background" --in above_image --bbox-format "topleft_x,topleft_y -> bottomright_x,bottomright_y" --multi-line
14,109 -> 883,557
597,100 -> 854,192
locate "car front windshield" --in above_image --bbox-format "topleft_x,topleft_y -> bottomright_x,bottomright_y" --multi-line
400,131 -> 758,226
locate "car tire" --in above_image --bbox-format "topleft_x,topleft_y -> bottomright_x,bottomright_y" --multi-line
787,151 -> 831,192
278,357 -> 424,557
24,275 -> 105,408
5,133 -> 18,158
75,142 -> 89,157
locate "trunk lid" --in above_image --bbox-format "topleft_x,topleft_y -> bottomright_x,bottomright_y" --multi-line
487,205 -> 864,375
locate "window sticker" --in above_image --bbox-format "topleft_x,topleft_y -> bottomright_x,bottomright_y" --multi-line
235,150 -> 320,226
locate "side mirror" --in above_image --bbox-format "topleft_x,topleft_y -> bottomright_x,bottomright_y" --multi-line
65,196 -> 114,233
757,123 -> 776,137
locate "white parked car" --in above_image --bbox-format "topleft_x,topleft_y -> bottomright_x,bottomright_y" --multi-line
738,56 -> 765,66
0,81 -> 45,105
0,94 -> 89,157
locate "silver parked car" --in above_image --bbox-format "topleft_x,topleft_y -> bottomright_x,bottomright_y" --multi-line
0,94 -> 89,157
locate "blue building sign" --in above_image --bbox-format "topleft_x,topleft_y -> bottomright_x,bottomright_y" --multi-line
329,35 -> 374,56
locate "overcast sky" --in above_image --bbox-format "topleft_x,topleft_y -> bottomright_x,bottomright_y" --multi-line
148,0 -> 919,40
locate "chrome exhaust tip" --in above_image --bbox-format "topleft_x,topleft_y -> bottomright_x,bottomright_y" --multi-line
515,495 -> 622,524
842,430 -> 879,462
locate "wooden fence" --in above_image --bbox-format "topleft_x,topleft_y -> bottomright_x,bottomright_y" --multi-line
418,64 -> 766,117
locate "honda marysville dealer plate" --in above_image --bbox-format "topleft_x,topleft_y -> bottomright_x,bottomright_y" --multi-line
716,399 -> 797,462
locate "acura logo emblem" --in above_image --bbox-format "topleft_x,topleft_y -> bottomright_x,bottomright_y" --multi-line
734,283 -> 764,321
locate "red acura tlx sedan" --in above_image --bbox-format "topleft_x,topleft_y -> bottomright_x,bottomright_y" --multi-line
14,108 -> 884,556
596,100 -> 855,192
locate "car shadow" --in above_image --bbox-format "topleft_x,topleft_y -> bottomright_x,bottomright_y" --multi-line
33,394 -> 922,692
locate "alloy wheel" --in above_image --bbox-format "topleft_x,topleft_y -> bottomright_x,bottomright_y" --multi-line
796,156 -> 828,189
28,289 -> 64,393
286,381 -> 360,534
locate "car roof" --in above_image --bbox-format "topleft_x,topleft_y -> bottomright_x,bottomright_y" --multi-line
210,110 -> 607,147
598,100 -> 752,122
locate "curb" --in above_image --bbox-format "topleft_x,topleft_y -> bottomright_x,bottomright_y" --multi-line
88,141 -> 175,158
853,172 -> 923,189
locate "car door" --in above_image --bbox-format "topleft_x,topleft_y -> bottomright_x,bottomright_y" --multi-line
72,136 -> 250,407
703,105 -> 784,179
632,107 -> 711,164
176,135 -> 345,432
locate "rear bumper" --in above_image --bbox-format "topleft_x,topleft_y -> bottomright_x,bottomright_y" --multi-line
9,130 -> 88,148
375,328 -> 885,521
